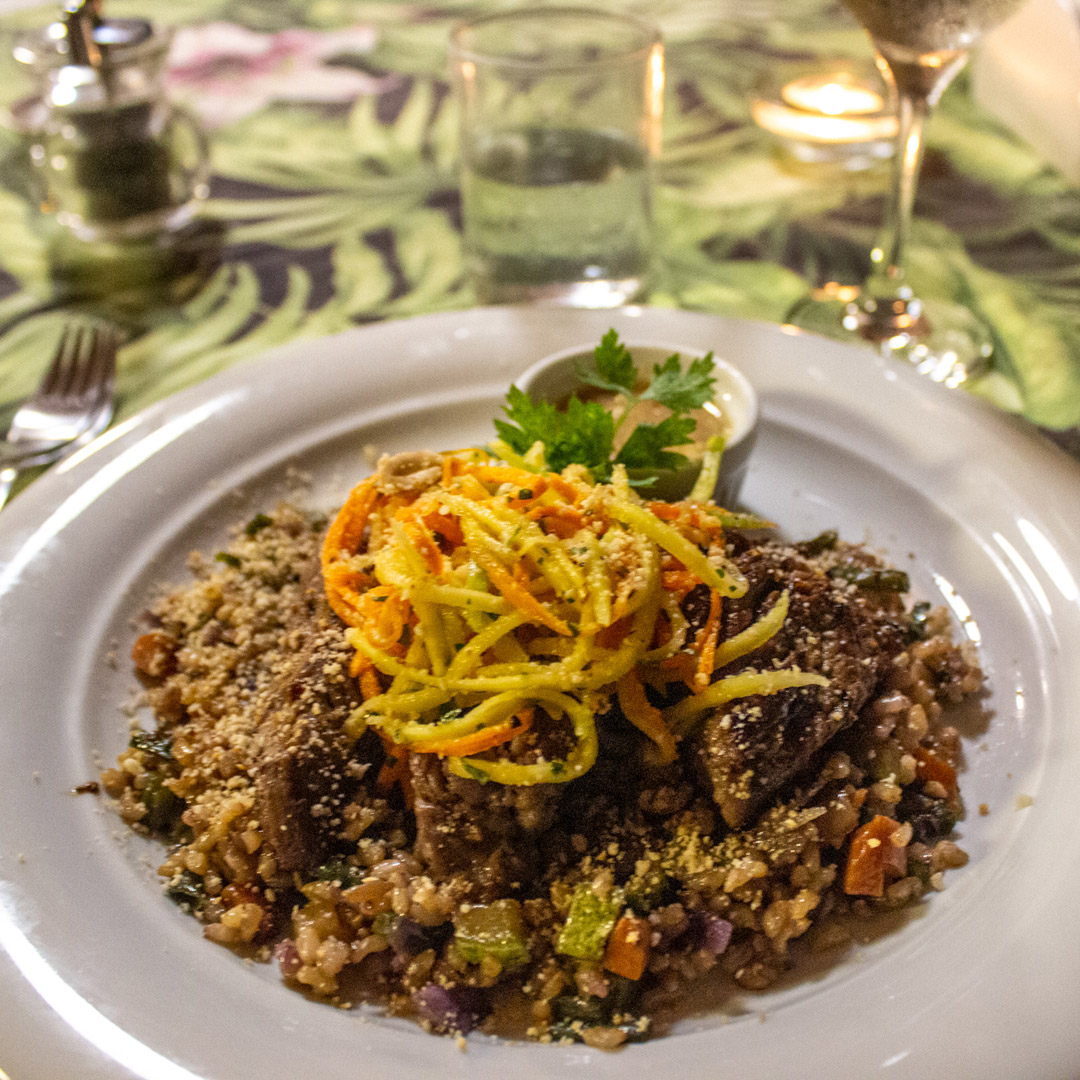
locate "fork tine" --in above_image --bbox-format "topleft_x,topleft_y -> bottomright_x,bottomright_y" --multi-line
71,325 -> 102,399
38,325 -> 82,398
0,319 -> 118,491
85,326 -> 117,406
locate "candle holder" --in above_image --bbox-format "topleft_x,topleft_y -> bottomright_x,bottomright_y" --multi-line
752,64 -> 897,169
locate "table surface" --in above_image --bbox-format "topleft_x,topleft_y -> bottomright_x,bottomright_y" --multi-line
0,0 -> 1077,459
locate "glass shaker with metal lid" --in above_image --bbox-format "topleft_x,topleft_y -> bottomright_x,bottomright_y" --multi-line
10,1 -> 214,301
14,0 -> 209,239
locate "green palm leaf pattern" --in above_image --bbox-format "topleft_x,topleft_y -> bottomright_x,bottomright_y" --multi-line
0,0 -> 1076,436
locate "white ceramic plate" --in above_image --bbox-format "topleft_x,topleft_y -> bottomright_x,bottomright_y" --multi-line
1,306 -> 1078,1080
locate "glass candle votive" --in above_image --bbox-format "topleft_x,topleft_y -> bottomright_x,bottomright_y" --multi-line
753,67 -> 897,168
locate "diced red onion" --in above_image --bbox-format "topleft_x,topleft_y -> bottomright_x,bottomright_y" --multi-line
413,984 -> 488,1034
273,938 -> 302,978
701,914 -> 733,956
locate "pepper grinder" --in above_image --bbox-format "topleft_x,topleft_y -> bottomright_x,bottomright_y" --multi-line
10,1 -> 214,302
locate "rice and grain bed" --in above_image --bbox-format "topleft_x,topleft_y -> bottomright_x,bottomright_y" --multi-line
103,482 -> 982,1047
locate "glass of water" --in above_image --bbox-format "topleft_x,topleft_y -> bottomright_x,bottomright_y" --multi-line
450,9 -> 664,308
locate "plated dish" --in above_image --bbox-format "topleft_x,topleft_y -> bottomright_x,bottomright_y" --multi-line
0,307 -> 1078,1079
105,337 -> 980,1047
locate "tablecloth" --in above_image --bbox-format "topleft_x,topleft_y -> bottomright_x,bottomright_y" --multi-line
0,0 -> 1077,450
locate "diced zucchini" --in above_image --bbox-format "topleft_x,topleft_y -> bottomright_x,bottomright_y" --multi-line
869,741 -> 904,782
556,884 -> 622,961
454,899 -> 530,968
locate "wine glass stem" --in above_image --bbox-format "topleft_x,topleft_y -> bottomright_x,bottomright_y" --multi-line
871,87 -> 928,292
857,49 -> 968,340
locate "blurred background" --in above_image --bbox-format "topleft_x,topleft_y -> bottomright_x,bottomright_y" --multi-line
0,0 -> 1076,438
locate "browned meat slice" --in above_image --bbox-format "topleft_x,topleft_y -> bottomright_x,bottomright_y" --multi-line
695,539 -> 909,828
254,571 -> 362,878
409,723 -> 565,897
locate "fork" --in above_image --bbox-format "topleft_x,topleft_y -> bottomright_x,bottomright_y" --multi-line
0,322 -> 118,512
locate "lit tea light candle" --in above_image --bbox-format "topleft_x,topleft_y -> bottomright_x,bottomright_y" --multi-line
782,73 -> 885,116
752,69 -> 898,167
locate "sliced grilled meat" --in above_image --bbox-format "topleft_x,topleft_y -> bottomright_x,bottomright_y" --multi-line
695,538 -> 909,828
409,718 -> 567,896
253,568 -> 362,878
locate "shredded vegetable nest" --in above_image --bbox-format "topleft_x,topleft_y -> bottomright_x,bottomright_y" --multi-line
321,451 -> 827,786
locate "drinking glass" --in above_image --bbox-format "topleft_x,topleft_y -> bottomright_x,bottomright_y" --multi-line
450,9 -> 664,308
791,0 -> 1028,383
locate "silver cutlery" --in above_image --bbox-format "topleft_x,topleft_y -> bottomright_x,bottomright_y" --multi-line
0,322 -> 118,512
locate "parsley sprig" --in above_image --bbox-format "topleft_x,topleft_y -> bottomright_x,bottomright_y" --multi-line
494,330 -> 717,485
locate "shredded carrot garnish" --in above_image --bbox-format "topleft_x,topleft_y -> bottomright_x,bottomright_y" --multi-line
322,563 -> 375,627
468,465 -> 542,490
423,507 -> 463,546
475,551 -> 571,636
324,477 -> 377,559
351,655 -> 382,699
661,567 -> 699,598
360,669 -> 382,699
647,501 -> 727,539
351,585 -> 410,655
528,503 -> 585,539
321,477 -> 378,625
441,454 -> 460,487
351,652 -> 384,698
413,708 -> 534,758
616,670 -> 678,763
646,501 -> 683,521
693,590 -> 722,691
507,478 -> 548,507
467,462 -> 578,503
320,449 -> 811,790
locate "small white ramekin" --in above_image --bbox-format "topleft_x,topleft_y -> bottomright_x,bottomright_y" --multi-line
516,341 -> 759,506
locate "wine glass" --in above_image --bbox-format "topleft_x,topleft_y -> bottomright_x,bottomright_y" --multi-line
791,0 -> 1028,384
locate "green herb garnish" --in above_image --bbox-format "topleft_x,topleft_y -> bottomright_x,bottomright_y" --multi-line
494,330 -> 716,485
495,388 -> 615,479
437,701 -> 465,724
165,870 -> 206,910
128,730 -> 174,761
829,564 -> 911,593
244,512 -> 273,537
460,762 -> 490,783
